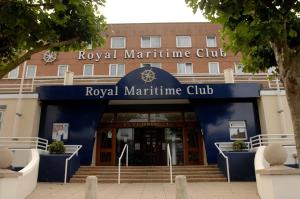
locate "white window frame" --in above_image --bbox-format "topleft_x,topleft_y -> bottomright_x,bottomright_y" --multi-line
0,109 -> 4,131
206,36 -> 217,47
177,63 -> 193,74
229,120 -> 248,140
57,65 -> 69,77
141,36 -> 161,48
83,64 -> 94,76
109,64 -> 125,76
176,36 -> 192,48
208,62 -> 220,74
140,63 -> 162,68
8,66 -> 19,79
25,65 -> 37,78
234,63 -> 245,74
111,37 -> 126,49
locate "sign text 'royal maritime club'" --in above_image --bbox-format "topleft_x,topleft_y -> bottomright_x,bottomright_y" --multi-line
78,48 -> 226,61
85,85 -> 214,99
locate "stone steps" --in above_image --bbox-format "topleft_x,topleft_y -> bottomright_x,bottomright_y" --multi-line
70,165 -> 227,183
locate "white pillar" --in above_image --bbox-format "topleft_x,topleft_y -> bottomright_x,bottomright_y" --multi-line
176,175 -> 189,199
276,78 -> 287,134
85,176 -> 98,199
224,68 -> 235,83
64,71 -> 74,85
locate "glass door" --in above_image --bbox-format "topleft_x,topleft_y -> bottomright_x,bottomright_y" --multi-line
96,128 -> 116,165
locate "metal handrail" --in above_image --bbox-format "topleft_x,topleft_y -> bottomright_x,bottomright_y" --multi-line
250,134 -> 295,148
118,144 -> 128,184
214,143 -> 230,183
64,145 -> 82,184
0,137 -> 48,150
166,144 -> 173,184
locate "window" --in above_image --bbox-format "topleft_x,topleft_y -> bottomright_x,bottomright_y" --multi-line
87,42 -> 93,50
83,64 -> 94,76
141,36 -> 161,48
176,36 -> 192,48
235,63 -> 245,74
109,64 -> 125,76
208,62 -> 220,74
267,66 -> 277,75
8,66 -> 19,79
206,36 -> 217,47
229,121 -> 247,140
0,105 -> 6,132
141,63 -> 162,68
25,65 -> 36,78
111,37 -> 126,49
58,65 -> 68,77
177,63 -> 193,74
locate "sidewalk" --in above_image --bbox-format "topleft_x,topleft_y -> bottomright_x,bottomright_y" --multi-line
26,182 -> 260,199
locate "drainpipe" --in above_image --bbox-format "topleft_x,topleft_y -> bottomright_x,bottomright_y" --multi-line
276,78 -> 287,134
12,61 -> 27,137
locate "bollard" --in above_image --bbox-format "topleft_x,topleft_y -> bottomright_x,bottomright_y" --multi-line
175,175 -> 189,199
85,176 -> 98,199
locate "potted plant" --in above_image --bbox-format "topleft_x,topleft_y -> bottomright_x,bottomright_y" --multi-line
48,140 -> 65,154
232,140 -> 247,151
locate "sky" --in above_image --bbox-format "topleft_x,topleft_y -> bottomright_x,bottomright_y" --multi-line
101,0 -> 208,24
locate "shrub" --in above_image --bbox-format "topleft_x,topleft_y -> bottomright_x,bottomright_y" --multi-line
48,141 -> 65,154
232,140 -> 247,151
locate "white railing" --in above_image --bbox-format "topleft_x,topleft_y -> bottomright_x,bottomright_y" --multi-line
118,144 -> 128,184
215,143 -> 231,183
250,134 -> 295,148
166,144 -> 173,184
0,137 -> 48,150
64,145 -> 82,184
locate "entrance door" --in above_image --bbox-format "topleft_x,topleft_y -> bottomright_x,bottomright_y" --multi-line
134,128 -> 165,166
183,126 -> 203,165
96,128 -> 116,165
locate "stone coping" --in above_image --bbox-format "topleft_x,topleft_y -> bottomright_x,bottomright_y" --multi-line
257,166 -> 300,175
0,169 -> 22,178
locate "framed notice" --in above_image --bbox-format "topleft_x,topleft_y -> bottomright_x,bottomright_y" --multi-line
52,123 -> 69,141
229,121 -> 247,140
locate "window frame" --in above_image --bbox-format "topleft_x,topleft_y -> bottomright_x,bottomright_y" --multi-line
176,36 -> 192,48
83,64 -> 94,76
208,62 -> 220,74
206,36 -> 217,47
141,36 -> 161,48
8,66 -> 19,79
234,63 -> 245,74
25,65 -> 37,78
57,65 -> 69,77
177,63 -> 193,74
229,120 -> 248,140
140,63 -> 162,68
109,63 -> 125,76
111,37 -> 126,49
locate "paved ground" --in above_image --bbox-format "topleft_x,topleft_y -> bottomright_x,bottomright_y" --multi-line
26,182 -> 260,199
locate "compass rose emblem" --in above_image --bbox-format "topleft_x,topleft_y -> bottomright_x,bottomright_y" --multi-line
141,68 -> 156,83
43,51 -> 57,63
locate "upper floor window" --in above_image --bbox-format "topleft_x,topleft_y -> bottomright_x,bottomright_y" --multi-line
141,36 -> 161,48
83,64 -> 94,76
206,36 -> 217,47
111,37 -> 126,49
109,64 -> 125,76
177,63 -> 193,74
8,66 -> 19,79
58,65 -> 68,77
235,63 -> 245,74
141,63 -> 162,68
26,65 -> 36,78
208,62 -> 220,74
176,36 -> 192,48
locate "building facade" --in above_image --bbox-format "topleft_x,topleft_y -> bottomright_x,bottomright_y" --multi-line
0,23 -> 294,166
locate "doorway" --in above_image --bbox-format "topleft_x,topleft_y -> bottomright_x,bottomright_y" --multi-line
133,128 -> 165,166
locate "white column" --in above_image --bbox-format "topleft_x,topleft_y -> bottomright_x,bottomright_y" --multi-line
276,78 -> 287,134
64,71 -> 74,85
224,68 -> 235,83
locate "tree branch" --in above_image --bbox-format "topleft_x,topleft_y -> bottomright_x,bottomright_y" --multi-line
0,37 -> 80,78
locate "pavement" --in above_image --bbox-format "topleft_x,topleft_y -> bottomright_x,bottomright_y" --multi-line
26,182 -> 260,199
